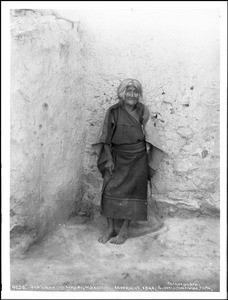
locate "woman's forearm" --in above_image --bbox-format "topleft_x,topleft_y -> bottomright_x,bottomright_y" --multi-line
104,144 -> 113,162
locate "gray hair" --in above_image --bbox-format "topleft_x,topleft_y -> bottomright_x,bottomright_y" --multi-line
117,79 -> 143,102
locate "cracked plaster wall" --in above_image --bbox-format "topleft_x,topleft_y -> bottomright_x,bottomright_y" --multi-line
79,9 -> 220,217
10,9 -> 86,255
10,9 -> 220,255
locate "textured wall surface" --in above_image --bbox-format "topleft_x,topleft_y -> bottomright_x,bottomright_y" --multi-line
10,9 -> 86,255
10,9 -> 220,255
79,9 -> 220,217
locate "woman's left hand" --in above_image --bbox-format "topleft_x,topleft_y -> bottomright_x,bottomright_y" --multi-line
105,160 -> 115,176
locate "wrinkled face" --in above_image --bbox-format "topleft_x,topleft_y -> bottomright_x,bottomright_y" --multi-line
124,85 -> 139,106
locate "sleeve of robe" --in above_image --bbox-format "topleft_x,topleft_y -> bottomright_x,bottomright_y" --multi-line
91,108 -> 115,177
142,105 -> 164,179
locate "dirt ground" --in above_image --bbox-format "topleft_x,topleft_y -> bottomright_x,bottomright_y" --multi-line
10,213 -> 220,293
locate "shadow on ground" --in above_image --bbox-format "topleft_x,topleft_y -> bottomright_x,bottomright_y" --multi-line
10,213 -> 220,292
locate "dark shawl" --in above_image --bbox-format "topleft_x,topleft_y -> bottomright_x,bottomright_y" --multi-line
92,101 -> 164,179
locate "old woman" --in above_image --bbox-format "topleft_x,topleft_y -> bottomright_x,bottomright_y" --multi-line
92,79 -> 164,244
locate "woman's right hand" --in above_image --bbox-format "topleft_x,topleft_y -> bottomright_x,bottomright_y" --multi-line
105,160 -> 115,176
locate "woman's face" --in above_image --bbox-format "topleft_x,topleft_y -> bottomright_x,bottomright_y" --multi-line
124,85 -> 139,106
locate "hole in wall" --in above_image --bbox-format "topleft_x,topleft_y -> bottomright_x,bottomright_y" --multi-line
42,102 -> 49,110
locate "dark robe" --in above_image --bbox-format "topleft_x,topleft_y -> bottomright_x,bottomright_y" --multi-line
92,101 -> 164,221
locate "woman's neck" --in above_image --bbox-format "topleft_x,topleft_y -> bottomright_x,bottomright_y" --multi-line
123,102 -> 135,112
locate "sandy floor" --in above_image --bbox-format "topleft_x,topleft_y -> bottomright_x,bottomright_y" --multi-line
10,214 -> 220,292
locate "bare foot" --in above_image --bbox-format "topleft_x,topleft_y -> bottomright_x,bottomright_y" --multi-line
98,231 -> 116,244
109,233 -> 128,245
